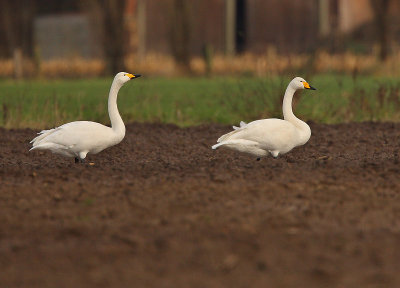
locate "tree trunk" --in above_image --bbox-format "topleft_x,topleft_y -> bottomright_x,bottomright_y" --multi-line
225,0 -> 236,55
137,0 -> 146,59
170,0 -> 192,72
84,0 -> 127,75
0,0 -> 35,63
370,0 -> 390,61
318,0 -> 330,38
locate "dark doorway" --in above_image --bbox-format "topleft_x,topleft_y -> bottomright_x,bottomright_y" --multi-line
235,0 -> 247,53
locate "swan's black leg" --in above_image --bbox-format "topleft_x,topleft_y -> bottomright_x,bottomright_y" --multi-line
257,158 -> 261,161
75,157 -> 85,163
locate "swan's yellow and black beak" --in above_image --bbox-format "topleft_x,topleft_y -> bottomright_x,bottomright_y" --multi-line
303,81 -> 316,90
126,73 -> 141,79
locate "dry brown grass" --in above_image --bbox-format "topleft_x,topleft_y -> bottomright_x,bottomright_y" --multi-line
39,59 -> 105,78
130,49 -> 400,76
2,50 -> 400,78
0,58 -> 104,78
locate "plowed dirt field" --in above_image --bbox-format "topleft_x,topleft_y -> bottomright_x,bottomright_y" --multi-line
1,122 -> 400,287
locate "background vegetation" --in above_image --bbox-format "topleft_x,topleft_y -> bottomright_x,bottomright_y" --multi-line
1,74 -> 400,129
0,1 -> 399,129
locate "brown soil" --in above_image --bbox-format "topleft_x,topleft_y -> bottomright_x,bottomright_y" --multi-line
1,122 -> 400,288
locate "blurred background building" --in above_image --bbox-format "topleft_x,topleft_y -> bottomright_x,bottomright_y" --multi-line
0,0 -> 399,77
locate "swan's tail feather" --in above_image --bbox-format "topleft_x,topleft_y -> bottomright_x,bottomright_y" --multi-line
217,129 -> 239,143
214,139 -> 255,149
30,128 -> 58,146
212,143 -> 224,150
29,146 -> 40,152
30,132 -> 47,144
30,142 -> 68,152
219,121 -> 248,142
212,139 -> 267,157
213,139 -> 252,150
30,143 -> 53,151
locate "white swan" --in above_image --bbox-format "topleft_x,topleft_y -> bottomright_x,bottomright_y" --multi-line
212,77 -> 316,160
30,72 -> 141,163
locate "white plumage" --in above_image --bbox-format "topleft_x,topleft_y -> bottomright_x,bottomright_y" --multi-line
30,72 -> 141,162
232,121 -> 247,130
212,77 -> 316,159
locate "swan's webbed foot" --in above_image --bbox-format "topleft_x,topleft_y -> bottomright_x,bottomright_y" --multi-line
256,158 -> 261,161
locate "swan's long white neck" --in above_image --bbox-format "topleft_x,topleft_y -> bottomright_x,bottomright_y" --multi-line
108,80 -> 125,136
282,84 -> 311,137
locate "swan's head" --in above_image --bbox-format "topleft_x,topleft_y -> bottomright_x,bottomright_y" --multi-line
114,72 -> 142,86
290,77 -> 316,91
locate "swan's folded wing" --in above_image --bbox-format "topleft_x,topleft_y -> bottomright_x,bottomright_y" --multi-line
218,119 -> 296,148
31,121 -> 100,149
219,119 -> 272,142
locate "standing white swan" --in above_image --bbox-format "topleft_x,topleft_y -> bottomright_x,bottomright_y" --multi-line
30,72 -> 141,163
212,77 -> 316,160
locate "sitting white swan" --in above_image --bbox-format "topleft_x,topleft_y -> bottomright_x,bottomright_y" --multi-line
30,72 -> 141,163
212,77 -> 316,160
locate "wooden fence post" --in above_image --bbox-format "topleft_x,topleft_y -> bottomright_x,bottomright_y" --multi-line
13,48 -> 23,79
